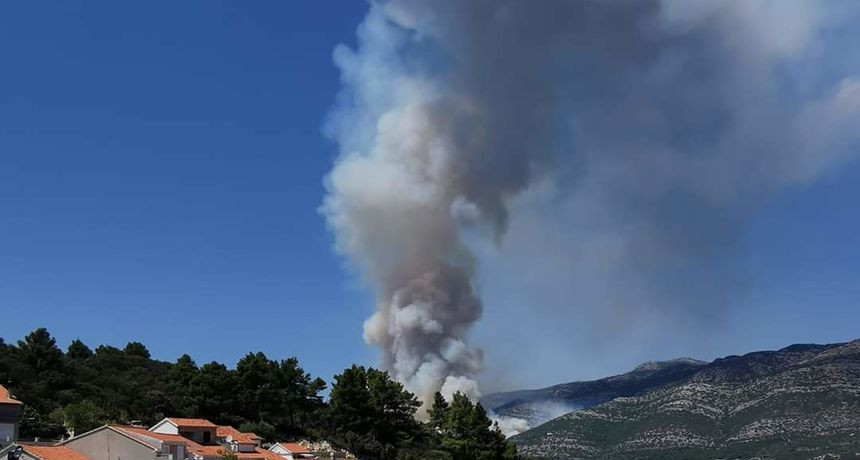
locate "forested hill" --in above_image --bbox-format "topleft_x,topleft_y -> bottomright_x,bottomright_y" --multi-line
0,327 -> 326,440
0,328 -> 519,460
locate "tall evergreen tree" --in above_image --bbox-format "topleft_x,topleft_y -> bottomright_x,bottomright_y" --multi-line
123,342 -> 151,359
427,392 -> 449,432
327,365 -> 422,459
436,392 -> 519,460
236,351 -> 281,424
0,338 -> 10,385
167,354 -> 200,417
197,361 -> 241,425
275,357 -> 325,434
15,328 -> 69,413
66,340 -> 93,361
328,365 -> 372,441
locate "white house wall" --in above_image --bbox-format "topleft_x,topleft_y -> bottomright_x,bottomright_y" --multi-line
0,422 -> 16,444
150,420 -> 179,435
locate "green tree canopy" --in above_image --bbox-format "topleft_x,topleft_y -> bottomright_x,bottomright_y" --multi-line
436,392 -> 519,460
14,328 -> 70,414
66,339 -> 94,361
59,400 -> 104,435
0,328 -> 518,458
167,354 -> 200,417
327,365 -> 422,459
123,342 -> 151,359
427,392 -> 449,432
0,328 -> 326,441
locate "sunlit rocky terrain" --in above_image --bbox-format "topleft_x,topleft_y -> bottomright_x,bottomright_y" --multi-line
508,340 -> 860,459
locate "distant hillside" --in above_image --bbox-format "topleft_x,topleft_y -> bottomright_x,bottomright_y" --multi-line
512,340 -> 860,459
483,358 -> 706,428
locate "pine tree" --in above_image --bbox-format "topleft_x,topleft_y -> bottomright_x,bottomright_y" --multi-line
427,392 -> 449,432
123,342 -> 151,359
66,339 -> 94,361
327,365 -> 422,459
15,328 -> 70,414
167,354 -> 200,416
435,392 -> 519,460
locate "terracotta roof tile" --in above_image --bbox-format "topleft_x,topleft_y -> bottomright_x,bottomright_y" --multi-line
191,445 -> 229,457
166,418 -> 218,428
20,445 -> 90,460
0,385 -> 23,405
276,442 -> 312,454
190,446 -> 284,460
112,425 -> 202,448
216,426 -> 256,444
248,448 -> 287,460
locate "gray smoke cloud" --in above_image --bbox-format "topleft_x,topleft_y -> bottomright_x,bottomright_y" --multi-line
322,0 -> 860,406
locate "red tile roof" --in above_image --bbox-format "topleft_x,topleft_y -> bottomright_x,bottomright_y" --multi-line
191,445 -> 231,457
20,445 -> 90,460
216,426 -> 257,444
191,446 -> 282,460
112,425 -> 202,448
166,418 -> 218,428
112,425 -> 277,460
0,385 -> 23,405
248,448 -> 286,460
275,442 -> 312,454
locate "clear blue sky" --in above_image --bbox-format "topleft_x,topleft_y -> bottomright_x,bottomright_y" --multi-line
1,1 -> 859,389
0,1 -> 376,382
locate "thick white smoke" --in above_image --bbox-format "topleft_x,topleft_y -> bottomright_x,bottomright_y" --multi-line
490,412 -> 530,438
323,0 -> 860,408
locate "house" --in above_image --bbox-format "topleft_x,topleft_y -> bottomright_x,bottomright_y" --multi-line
61,425 -> 192,460
245,432 -> 263,447
215,426 -> 261,452
0,385 -> 23,444
60,421 -> 282,460
268,442 -> 315,460
191,445 -> 282,460
0,443 -> 90,460
149,418 -> 218,445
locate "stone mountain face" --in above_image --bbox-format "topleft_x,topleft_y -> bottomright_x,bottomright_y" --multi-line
483,358 -> 707,428
510,340 -> 860,459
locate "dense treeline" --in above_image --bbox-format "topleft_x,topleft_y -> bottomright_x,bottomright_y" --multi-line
0,328 -> 517,459
0,328 -> 325,440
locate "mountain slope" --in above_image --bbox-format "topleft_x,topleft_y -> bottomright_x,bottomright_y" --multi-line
511,340 -> 860,459
483,358 -> 707,428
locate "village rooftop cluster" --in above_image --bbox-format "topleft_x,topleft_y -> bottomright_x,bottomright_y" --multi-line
0,385 -> 340,460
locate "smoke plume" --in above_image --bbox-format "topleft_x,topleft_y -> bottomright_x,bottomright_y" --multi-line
323,0 -> 860,406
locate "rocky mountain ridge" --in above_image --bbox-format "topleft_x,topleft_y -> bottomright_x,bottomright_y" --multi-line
510,339 -> 860,459
483,357 -> 707,428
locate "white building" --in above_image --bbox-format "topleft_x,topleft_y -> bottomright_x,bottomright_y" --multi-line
269,442 -> 314,460
0,385 -> 22,445
150,417 -> 218,445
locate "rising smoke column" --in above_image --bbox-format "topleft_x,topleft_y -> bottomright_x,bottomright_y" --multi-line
322,0 -> 860,409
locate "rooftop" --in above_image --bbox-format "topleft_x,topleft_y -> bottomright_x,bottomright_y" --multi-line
112,425 -> 201,448
192,445 -> 283,460
275,442 -> 312,454
0,385 -> 23,405
164,418 -> 218,429
216,426 -> 258,444
18,445 -> 90,460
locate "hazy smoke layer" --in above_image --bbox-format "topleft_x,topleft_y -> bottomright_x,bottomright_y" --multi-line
323,0 -> 860,406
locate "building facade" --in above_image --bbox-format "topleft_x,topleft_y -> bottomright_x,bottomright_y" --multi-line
0,385 -> 23,444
